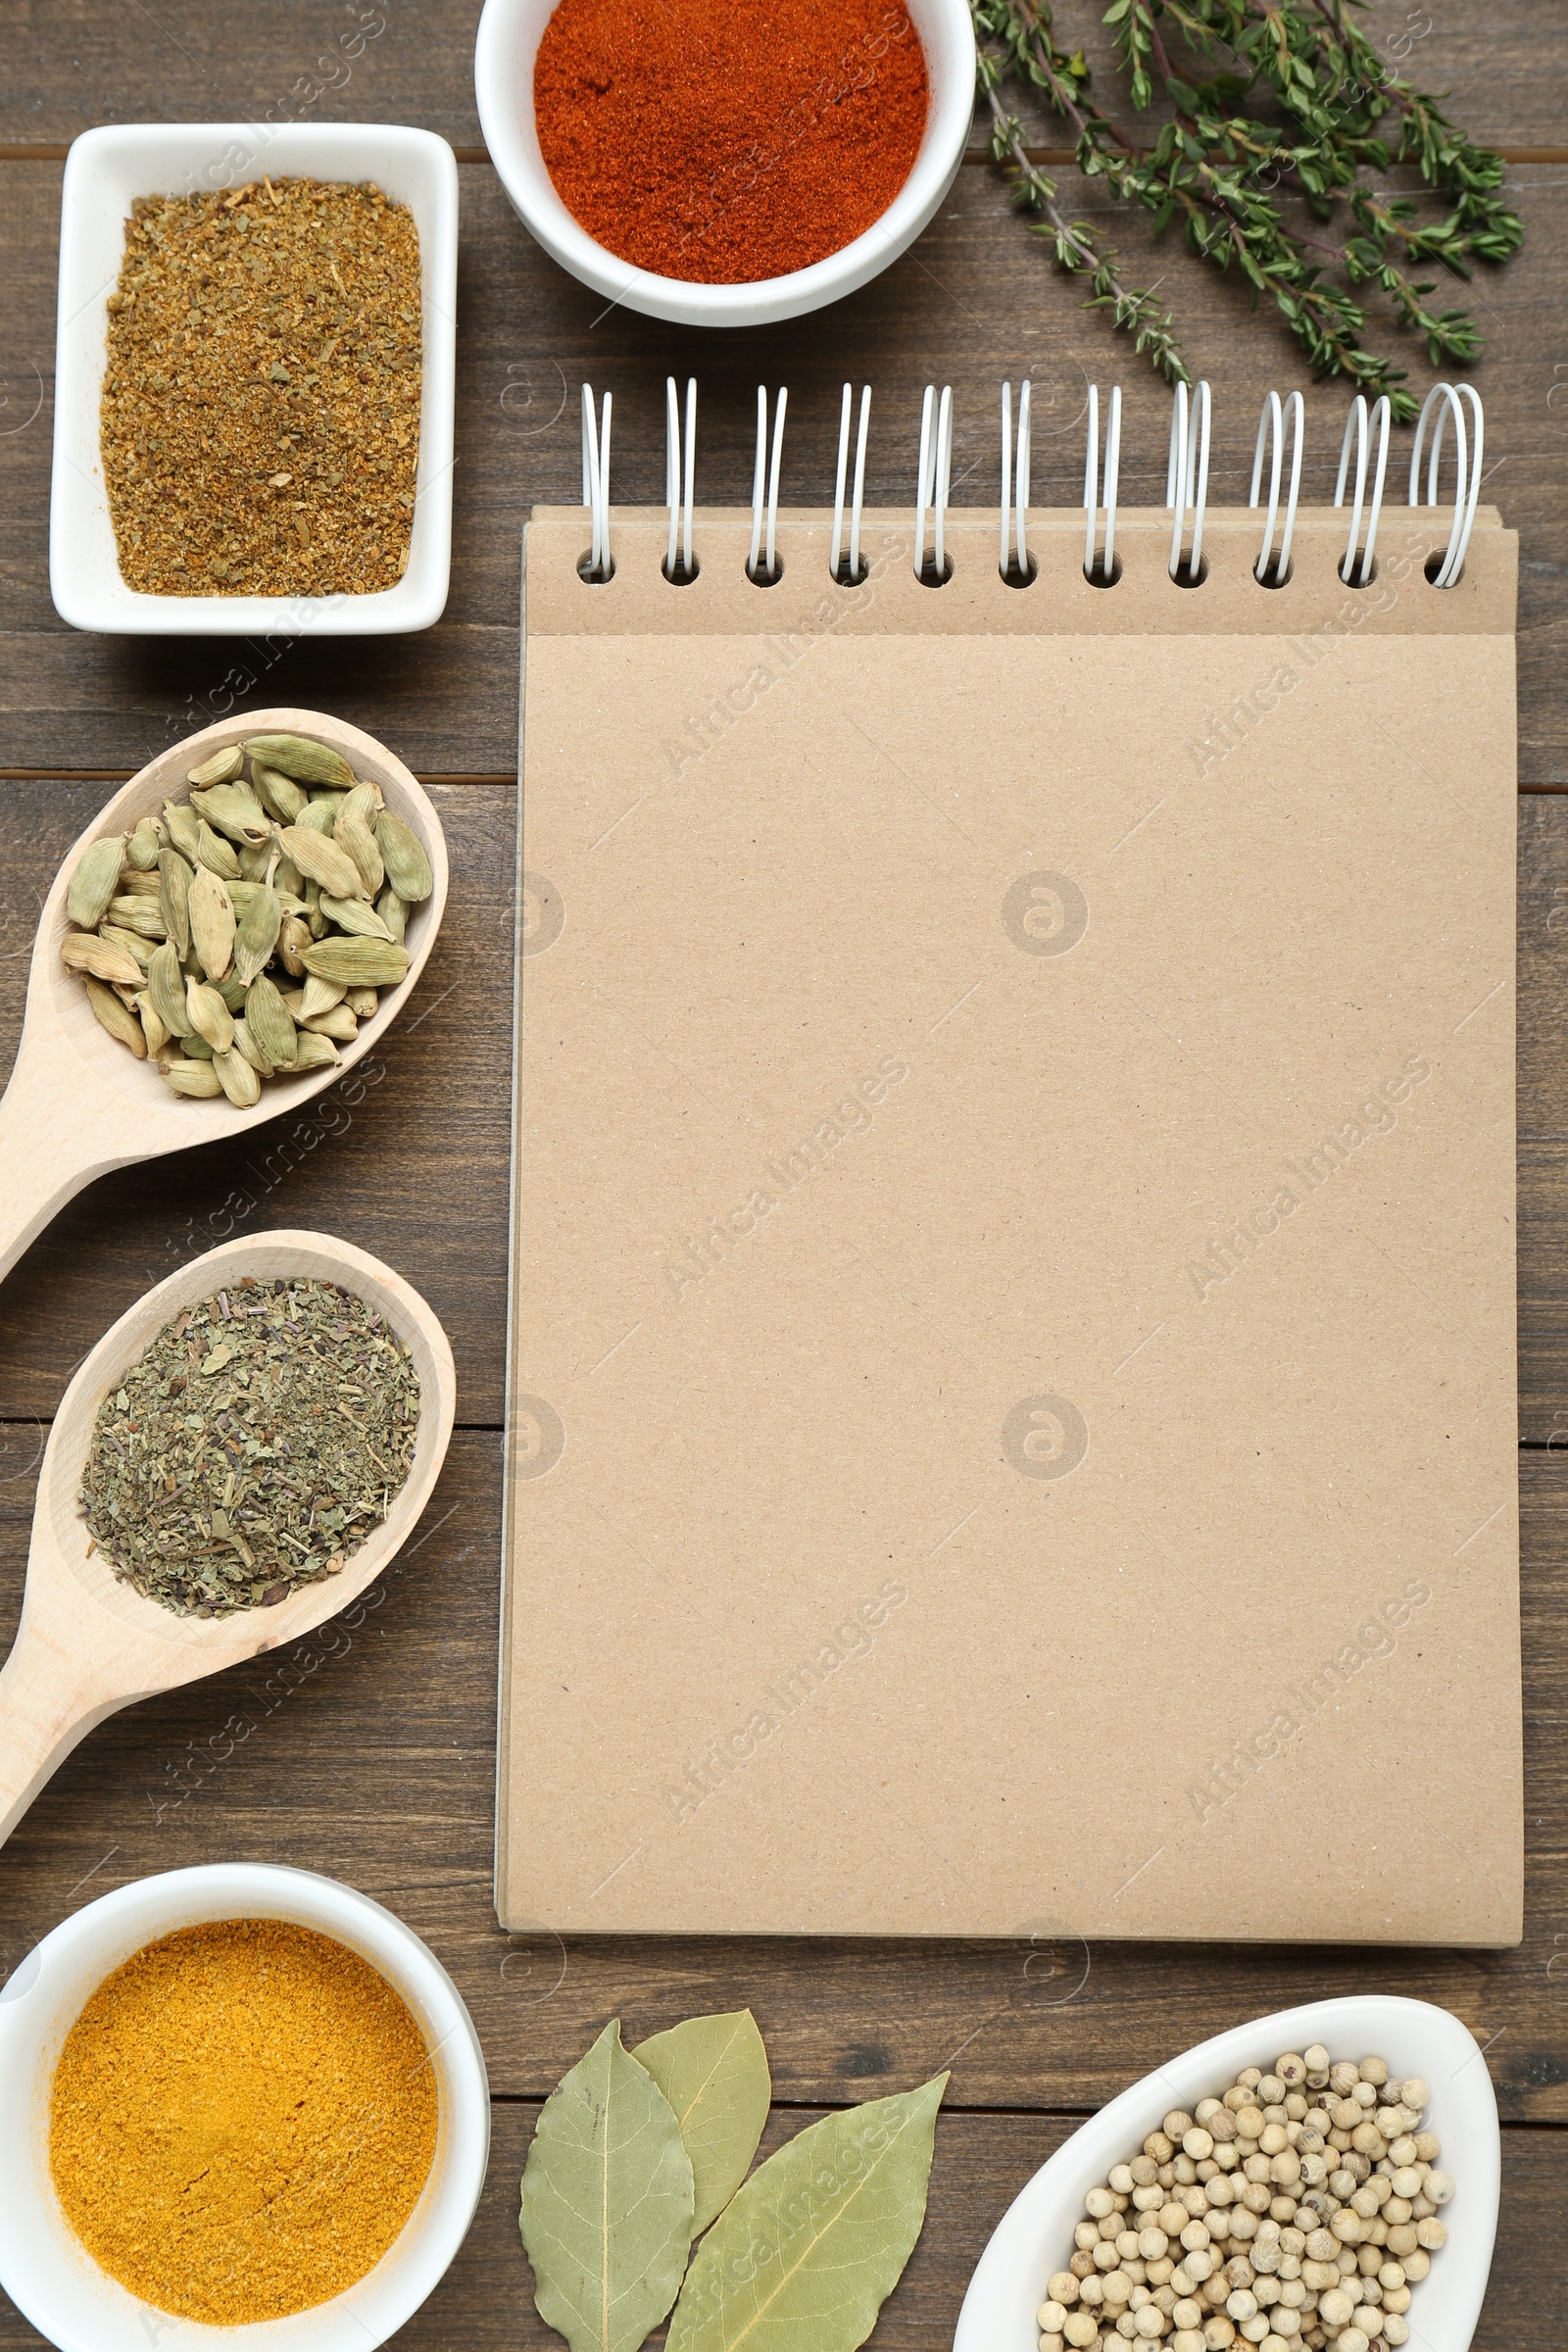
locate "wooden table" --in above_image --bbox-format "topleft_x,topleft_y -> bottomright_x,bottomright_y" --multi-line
2,5 -> 1565,2342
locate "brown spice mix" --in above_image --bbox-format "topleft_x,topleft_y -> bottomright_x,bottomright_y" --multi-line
49,1920 -> 438,2324
101,177 -> 421,597
534,0 -> 930,284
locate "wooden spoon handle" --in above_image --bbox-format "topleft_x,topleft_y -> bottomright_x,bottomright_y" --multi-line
0,1047 -> 113,1286
0,1620 -> 118,1852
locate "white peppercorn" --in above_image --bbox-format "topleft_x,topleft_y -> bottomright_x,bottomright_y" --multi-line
1046,2053 -> 1449,2352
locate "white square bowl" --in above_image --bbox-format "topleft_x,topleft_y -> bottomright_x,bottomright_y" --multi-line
51,122 -> 458,637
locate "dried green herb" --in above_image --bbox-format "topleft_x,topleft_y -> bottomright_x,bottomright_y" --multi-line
519,2016 -> 943,2352
519,2020 -> 694,2352
664,2076 -> 948,2352
973,0 -> 1523,413
77,1276 -> 420,1618
632,2011 -> 771,2238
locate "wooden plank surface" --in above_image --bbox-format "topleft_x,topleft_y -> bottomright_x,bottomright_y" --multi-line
5,155 -> 1568,776
1,1 -> 1564,2343
2,0 -> 1565,153
0,1429 -> 1564,2124
9,780 -> 1568,1435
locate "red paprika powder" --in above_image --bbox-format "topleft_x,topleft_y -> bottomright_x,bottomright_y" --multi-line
533,0 -> 931,284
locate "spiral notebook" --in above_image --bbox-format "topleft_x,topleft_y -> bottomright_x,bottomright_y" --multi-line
498,397 -> 1522,1944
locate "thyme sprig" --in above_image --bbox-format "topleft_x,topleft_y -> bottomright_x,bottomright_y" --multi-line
971,0 -> 1523,418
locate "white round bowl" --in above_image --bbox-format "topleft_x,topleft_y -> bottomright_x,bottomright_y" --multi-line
954,1996 -> 1499,2352
474,0 -> 975,325
0,1865 -> 490,2352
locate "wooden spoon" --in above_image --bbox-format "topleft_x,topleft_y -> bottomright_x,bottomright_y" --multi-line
0,1230 -> 457,1850
0,708 -> 448,1285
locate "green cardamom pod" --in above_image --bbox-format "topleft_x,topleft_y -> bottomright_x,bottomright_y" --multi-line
290,1030 -> 341,1070
334,808 -> 384,896
318,892 -> 394,942
163,800 -> 201,862
108,896 -> 169,941
187,743 -> 244,786
277,824 -> 364,901
375,885 -> 408,944
218,973 -> 249,1012
251,763 -> 310,824
191,782 -> 271,847
195,819 -> 240,879
99,925 -> 156,972
188,864 -> 236,981
62,931 -> 143,988
277,912 -> 313,977
84,975 -> 147,1056
186,974 -> 235,1053
237,840 -> 274,882
293,797 -> 341,837
374,811 -> 433,904
246,974 -> 298,1068
147,943 -> 193,1036
115,867 -> 163,900
135,990 -> 170,1057
301,1003 -> 358,1042
299,936 -> 411,988
157,849 -> 194,956
299,974 -> 347,1019
124,816 -> 165,871
345,986 -> 379,1017
234,884 -> 283,987
164,1057 -> 223,1098
243,733 -> 356,790
230,1017 -> 273,1077
181,1031 -> 216,1061
67,836 -> 126,931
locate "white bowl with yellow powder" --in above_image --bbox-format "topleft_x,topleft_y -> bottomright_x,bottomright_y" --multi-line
0,1863 -> 490,2351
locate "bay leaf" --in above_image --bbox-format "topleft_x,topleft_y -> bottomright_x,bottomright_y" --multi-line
519,2019 -> 695,2352
663,2074 -> 948,2352
633,2010 -> 771,2237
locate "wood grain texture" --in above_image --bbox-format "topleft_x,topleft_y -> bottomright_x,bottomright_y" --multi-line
6,779 -> 1568,1436
0,2 -> 1562,2329
0,2092 -> 1550,2348
0,777 -> 512,1427
3,157 -> 1567,775
1,0 -> 1564,151
0,1433 -> 1561,2123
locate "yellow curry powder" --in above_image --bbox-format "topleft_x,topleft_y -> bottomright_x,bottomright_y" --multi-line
49,1920 -> 438,2325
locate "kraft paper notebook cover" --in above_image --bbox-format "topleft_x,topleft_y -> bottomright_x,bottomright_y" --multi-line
499,492 -> 1522,1944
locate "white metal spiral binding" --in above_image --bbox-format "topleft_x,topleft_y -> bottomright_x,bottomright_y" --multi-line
1083,383 -> 1121,584
832,384 -> 872,584
1250,390 -> 1303,587
1333,394 -> 1391,588
664,375 -> 697,581
1410,381 -> 1484,588
1001,379 -> 1032,581
579,384 -> 612,581
915,384 -> 954,582
1167,379 -> 1211,582
748,386 -> 787,583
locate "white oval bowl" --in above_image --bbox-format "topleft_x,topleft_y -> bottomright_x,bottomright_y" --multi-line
954,1995 -> 1498,2352
474,0 -> 975,325
0,1864 -> 489,2352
